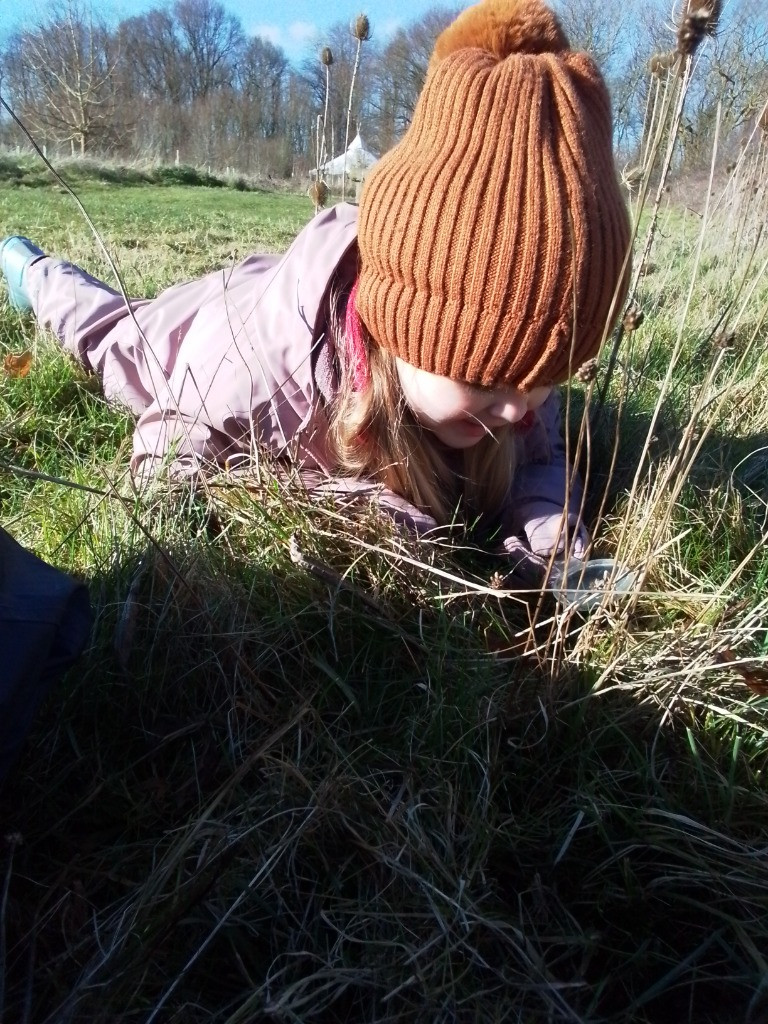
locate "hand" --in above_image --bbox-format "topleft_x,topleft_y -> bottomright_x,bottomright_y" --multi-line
500,511 -> 590,590
521,510 -> 589,559
499,535 -> 553,589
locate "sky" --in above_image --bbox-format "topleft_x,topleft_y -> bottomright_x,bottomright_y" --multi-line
0,0 -> 453,65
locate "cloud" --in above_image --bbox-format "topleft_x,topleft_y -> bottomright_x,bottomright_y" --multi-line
379,19 -> 403,39
248,20 -> 318,56
288,21 -> 319,45
250,23 -> 282,46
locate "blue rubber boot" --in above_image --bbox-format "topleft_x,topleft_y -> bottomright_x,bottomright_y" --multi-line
0,236 -> 45,312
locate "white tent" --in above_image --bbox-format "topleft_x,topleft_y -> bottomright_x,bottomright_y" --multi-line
311,133 -> 378,184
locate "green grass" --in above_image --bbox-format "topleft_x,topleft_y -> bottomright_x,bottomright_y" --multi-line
1,150 -> 768,1024
0,176 -> 310,294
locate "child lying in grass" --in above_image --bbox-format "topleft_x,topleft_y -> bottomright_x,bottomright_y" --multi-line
1,0 -> 630,579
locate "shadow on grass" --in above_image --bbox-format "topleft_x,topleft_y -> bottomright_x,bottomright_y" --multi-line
1,514 -> 767,1024
491,680 -> 768,1024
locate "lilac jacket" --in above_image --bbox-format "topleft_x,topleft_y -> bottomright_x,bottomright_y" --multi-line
28,203 -> 579,538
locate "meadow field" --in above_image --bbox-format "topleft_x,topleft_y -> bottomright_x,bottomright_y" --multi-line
0,143 -> 767,1023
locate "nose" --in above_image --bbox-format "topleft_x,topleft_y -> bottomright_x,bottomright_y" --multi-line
486,394 -> 530,425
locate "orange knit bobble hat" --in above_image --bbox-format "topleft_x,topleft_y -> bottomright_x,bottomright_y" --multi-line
355,0 -> 631,391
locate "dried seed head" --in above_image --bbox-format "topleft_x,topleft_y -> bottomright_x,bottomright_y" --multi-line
621,164 -> 644,190
309,180 -> 329,207
622,304 -> 645,332
575,357 -> 599,383
759,105 -> 768,137
677,1 -> 722,58
713,329 -> 736,351
320,46 -> 334,66
352,14 -> 371,41
649,51 -> 676,75
694,0 -> 722,33
488,571 -> 504,590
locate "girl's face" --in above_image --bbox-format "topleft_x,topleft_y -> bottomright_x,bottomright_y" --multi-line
395,358 -> 551,450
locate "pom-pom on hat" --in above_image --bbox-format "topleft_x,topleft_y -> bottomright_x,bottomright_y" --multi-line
355,0 -> 631,391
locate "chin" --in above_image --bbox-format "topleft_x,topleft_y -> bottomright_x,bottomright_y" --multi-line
432,428 -> 486,449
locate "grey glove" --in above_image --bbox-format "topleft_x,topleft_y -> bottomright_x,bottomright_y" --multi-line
499,534 -> 558,590
513,500 -> 589,558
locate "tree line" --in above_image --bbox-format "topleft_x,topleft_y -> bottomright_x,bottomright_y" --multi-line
0,0 -> 765,180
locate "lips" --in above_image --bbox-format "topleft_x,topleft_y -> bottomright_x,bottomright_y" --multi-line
455,418 -> 487,436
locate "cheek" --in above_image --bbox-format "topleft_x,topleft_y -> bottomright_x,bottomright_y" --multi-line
527,387 -> 552,410
412,380 -> 471,419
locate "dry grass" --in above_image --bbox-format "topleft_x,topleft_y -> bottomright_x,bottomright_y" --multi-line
1,31 -> 768,1024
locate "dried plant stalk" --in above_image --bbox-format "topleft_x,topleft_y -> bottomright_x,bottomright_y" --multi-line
321,47 -> 333,170
342,14 -> 371,202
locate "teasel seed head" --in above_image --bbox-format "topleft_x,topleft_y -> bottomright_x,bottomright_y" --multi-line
320,46 -> 334,66
622,305 -> 645,332
622,164 -> 645,190
713,329 -> 736,352
352,14 -> 371,42
649,51 -> 677,75
575,357 -> 599,384
309,180 -> 329,208
677,1 -> 722,58
758,105 -> 768,137
694,0 -> 722,34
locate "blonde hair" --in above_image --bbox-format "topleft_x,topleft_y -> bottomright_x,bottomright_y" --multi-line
325,298 -> 518,529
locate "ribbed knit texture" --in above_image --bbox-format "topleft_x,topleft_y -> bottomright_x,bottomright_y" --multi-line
356,0 -> 631,391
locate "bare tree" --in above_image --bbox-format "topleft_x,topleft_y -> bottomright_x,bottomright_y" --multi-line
236,37 -> 289,139
174,0 -> 243,101
112,0 -> 245,162
118,0 -> 242,105
14,0 -> 764,183
3,0 -> 122,155
118,9 -> 188,106
368,7 -> 458,153
283,70 -> 317,175
682,0 -> 768,164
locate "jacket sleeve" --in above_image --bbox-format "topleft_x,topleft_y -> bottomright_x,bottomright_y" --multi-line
502,390 -> 586,554
129,207 -> 360,482
128,262 -> 296,481
130,386 -> 247,483
127,276 -> 316,481
293,471 -> 442,536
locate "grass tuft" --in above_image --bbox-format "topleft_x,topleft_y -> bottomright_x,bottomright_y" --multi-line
1,97 -> 768,1022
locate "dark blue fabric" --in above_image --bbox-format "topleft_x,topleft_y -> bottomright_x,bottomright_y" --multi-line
0,527 -> 92,779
